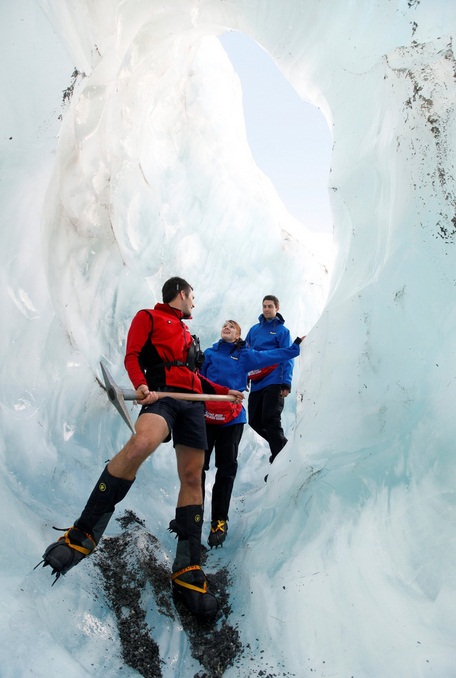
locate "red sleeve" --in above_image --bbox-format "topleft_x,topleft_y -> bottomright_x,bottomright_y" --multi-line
199,373 -> 230,396
124,311 -> 153,389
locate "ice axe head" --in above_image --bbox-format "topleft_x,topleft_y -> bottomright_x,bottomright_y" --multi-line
100,361 -> 136,434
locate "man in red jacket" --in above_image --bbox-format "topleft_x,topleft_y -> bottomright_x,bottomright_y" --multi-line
41,277 -> 243,616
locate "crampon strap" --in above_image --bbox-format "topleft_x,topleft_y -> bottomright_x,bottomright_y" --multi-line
171,565 -> 207,593
62,526 -> 96,556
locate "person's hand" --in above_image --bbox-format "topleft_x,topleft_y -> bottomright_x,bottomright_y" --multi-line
281,387 -> 291,398
294,335 -> 306,345
228,389 -> 244,403
135,384 -> 158,405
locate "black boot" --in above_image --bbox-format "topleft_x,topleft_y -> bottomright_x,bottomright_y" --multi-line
208,519 -> 228,548
40,466 -> 134,581
169,505 -> 218,617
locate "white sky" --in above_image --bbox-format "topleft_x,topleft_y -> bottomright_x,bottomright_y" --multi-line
220,30 -> 333,234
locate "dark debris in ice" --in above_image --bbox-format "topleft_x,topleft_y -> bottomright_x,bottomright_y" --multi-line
93,510 -> 243,677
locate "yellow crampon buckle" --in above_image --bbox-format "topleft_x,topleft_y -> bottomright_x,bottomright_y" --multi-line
61,527 -> 96,556
211,520 -> 226,534
171,565 -> 208,593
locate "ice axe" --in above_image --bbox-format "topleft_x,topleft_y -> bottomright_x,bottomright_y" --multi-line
100,361 -> 237,434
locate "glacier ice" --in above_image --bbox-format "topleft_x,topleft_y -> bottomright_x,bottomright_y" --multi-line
1,0 -> 456,676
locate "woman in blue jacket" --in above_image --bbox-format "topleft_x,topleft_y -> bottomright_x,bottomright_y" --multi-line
199,320 -> 304,547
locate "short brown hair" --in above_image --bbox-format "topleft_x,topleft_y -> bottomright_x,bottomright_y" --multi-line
162,277 -> 193,303
263,295 -> 279,307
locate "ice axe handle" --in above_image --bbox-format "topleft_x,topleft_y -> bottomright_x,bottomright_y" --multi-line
124,391 -> 237,402
100,360 -> 237,435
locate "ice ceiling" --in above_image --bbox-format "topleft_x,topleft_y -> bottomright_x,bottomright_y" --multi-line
2,0 -> 456,675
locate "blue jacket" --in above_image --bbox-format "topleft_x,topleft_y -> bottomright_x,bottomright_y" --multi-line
245,313 -> 294,392
200,337 -> 301,425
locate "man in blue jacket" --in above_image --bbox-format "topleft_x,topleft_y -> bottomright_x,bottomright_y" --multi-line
245,295 -> 294,465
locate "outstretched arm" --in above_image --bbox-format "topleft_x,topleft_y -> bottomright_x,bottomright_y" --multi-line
243,335 -> 306,373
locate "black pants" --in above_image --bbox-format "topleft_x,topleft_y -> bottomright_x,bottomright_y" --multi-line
202,423 -> 244,521
248,384 -> 287,460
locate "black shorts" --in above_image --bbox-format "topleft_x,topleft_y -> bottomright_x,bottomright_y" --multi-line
138,397 -> 207,450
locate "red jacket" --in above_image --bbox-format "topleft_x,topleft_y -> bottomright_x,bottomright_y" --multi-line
124,303 -> 229,396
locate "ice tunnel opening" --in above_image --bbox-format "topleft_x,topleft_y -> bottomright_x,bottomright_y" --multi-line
219,30 -> 334,240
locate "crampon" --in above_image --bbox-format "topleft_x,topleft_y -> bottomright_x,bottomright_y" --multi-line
208,520 -> 228,549
35,526 -> 96,585
172,564 -> 219,617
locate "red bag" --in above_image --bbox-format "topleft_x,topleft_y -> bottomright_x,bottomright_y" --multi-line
205,400 -> 243,425
248,364 -> 277,382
